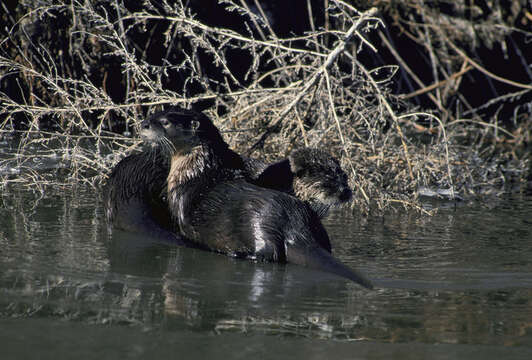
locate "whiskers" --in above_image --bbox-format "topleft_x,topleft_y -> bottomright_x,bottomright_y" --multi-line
152,136 -> 176,156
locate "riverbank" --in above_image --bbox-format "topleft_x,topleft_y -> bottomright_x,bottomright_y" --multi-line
1,1 -> 530,213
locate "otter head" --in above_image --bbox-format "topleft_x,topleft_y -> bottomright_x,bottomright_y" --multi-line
288,148 -> 352,206
140,107 -> 225,154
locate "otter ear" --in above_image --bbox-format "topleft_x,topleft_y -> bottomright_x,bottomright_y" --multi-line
288,148 -> 312,173
288,154 -> 304,175
190,120 -> 201,132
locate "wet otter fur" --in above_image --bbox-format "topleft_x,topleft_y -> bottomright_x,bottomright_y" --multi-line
103,147 -> 185,244
141,107 -> 373,288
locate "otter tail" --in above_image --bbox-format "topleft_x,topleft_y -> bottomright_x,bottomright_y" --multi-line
286,245 -> 374,289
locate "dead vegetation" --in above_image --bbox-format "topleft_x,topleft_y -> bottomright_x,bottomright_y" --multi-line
0,0 -> 530,214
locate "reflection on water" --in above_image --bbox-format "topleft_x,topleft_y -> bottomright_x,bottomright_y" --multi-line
1,184 -> 532,358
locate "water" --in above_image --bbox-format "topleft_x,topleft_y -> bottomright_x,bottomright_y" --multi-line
1,183 -> 531,359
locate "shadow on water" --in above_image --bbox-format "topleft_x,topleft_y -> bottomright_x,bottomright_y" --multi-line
1,182 -> 532,359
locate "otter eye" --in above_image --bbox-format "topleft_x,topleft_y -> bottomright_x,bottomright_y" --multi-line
160,118 -> 170,127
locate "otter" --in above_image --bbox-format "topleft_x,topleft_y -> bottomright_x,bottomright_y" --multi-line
140,107 -> 373,289
248,148 -> 352,218
105,134 -> 351,239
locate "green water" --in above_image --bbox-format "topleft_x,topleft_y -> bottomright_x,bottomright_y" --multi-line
1,184 -> 531,359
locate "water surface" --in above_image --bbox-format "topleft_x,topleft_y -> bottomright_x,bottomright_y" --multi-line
1,184 -> 531,359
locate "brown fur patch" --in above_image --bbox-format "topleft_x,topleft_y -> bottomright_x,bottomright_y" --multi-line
293,179 -> 325,203
168,151 -> 199,190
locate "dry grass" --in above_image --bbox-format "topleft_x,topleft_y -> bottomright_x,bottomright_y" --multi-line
0,0 -> 529,213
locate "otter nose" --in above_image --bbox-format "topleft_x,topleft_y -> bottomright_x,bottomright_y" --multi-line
339,188 -> 352,202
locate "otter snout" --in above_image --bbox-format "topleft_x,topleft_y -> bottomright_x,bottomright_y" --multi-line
139,119 -> 161,142
338,187 -> 352,203
140,115 -> 183,144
